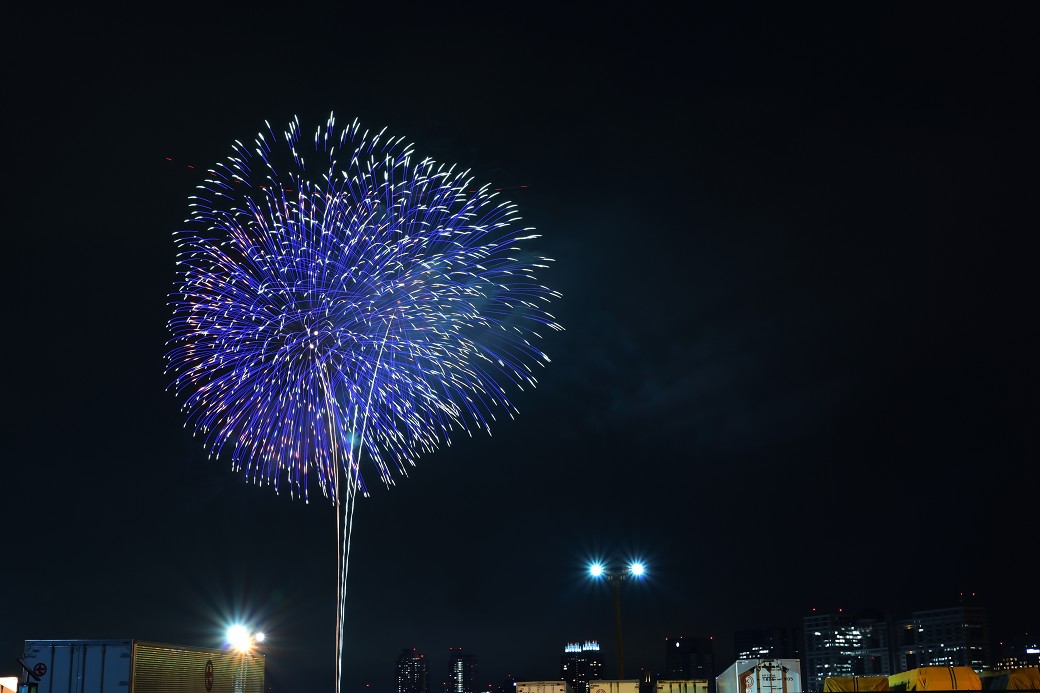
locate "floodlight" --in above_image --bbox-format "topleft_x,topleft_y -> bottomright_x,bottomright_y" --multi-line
227,625 -> 250,651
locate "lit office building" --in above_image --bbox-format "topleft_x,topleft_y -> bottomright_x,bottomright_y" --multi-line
397,648 -> 431,693
992,635 -> 1040,669
561,641 -> 604,693
803,610 -> 891,692
892,605 -> 989,672
447,647 -> 480,693
734,628 -> 801,661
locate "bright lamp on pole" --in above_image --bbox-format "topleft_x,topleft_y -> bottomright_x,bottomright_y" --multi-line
587,560 -> 647,680
226,624 -> 264,653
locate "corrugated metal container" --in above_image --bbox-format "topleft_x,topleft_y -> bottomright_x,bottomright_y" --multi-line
823,677 -> 890,692
21,639 -> 264,693
589,680 -> 640,693
516,681 -> 572,693
657,679 -> 709,693
716,660 -> 801,693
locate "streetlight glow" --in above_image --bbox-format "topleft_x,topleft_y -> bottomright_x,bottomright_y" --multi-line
226,624 -> 264,653
227,625 -> 250,651
583,558 -> 648,680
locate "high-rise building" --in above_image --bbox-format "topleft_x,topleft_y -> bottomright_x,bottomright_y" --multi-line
561,641 -> 603,693
663,636 -> 715,686
664,636 -> 692,679
396,648 -> 431,693
892,604 -> 989,672
803,602 -> 991,691
992,634 -> 1040,669
447,647 -> 479,693
734,627 -> 802,661
803,610 -> 892,692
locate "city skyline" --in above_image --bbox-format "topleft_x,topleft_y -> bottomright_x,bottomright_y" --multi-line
344,598 -> 1035,693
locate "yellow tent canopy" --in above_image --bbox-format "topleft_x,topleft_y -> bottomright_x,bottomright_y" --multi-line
980,668 -> 1040,690
824,677 -> 891,691
889,667 -> 981,691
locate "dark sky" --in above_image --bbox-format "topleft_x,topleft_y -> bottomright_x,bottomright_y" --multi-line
5,5 -> 1038,693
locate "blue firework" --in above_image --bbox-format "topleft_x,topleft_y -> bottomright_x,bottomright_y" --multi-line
165,113 -> 561,501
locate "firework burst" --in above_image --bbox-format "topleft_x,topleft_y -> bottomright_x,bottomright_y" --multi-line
165,113 -> 561,691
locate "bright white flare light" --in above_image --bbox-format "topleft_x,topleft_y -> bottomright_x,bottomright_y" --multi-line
589,563 -> 604,578
629,562 -> 645,576
254,632 -> 266,643
227,625 -> 251,652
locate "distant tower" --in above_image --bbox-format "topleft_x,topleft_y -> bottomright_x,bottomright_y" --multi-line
733,627 -> 801,660
664,636 -> 692,678
561,641 -> 603,693
893,603 -> 990,671
804,610 -> 891,692
396,648 -> 431,693
664,636 -> 715,682
447,647 -> 479,693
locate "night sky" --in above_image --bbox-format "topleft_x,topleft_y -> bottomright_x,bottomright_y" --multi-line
5,5 -> 1038,693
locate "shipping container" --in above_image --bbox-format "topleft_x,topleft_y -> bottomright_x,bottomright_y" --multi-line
657,679 -> 709,693
716,660 -> 801,693
823,677 -> 890,692
589,681 -> 640,693
516,681 -> 572,693
20,639 -> 264,693
888,667 -> 980,691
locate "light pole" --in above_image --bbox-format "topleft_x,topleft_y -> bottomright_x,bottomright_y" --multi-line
589,561 -> 645,680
